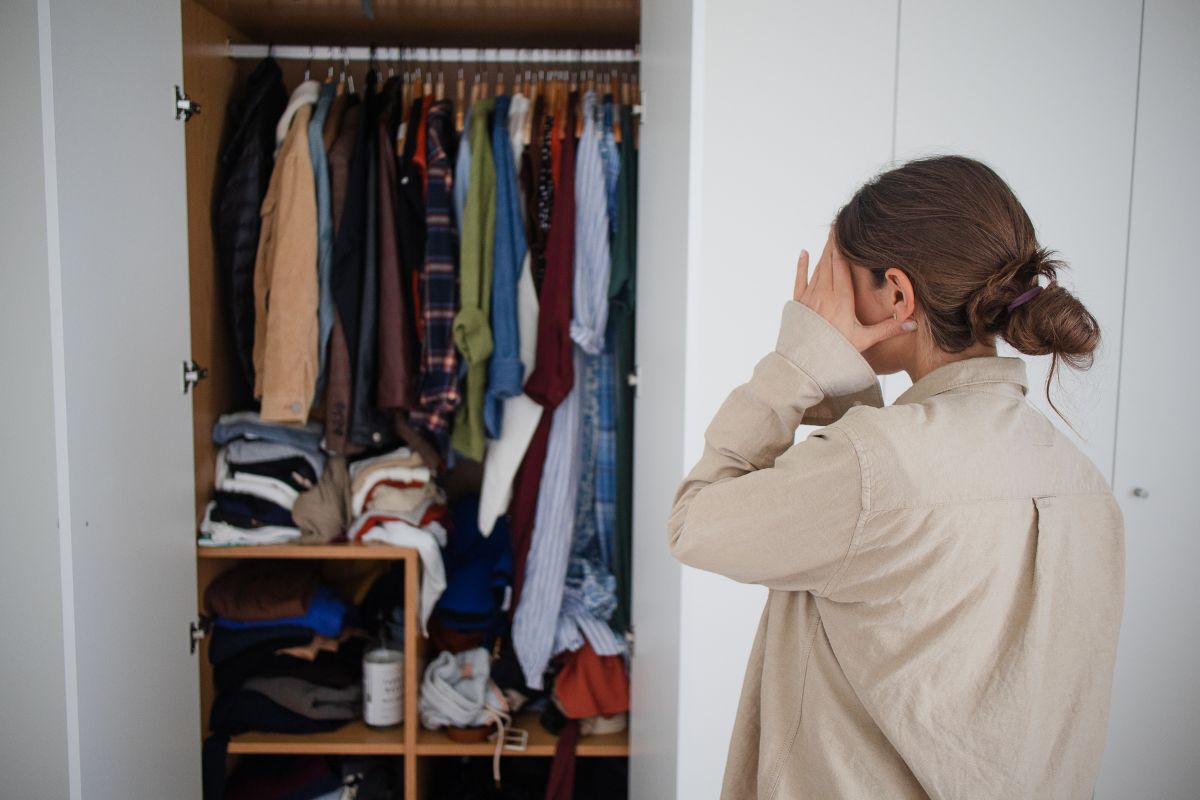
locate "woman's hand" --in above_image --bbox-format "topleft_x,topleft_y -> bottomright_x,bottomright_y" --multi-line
794,232 -> 916,353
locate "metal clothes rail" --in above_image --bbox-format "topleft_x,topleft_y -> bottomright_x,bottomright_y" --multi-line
226,43 -> 640,64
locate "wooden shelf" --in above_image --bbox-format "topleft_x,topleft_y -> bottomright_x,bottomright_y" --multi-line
228,720 -> 406,755
197,543 -> 417,560
416,712 -> 629,758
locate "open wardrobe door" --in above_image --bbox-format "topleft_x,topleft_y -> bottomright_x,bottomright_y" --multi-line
39,0 -> 201,795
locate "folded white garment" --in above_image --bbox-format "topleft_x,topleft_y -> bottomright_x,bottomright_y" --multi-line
350,466 -> 434,517
354,516 -> 447,635
348,446 -> 418,480
198,502 -> 301,547
215,449 -> 299,510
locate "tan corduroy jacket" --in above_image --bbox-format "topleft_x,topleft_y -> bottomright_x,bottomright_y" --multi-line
252,102 -> 318,423
668,300 -> 1125,800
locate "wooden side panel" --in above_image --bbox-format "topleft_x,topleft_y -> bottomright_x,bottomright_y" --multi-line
182,0 -> 249,528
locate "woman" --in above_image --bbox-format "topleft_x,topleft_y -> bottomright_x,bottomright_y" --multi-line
668,155 -> 1124,799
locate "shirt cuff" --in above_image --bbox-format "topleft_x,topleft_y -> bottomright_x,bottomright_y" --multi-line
774,300 -> 880,399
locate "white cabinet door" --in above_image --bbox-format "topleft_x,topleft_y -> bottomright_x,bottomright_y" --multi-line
890,0 -> 1142,479
1098,1 -> 1200,796
42,0 -> 200,795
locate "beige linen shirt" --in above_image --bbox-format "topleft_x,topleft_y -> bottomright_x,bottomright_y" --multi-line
668,300 -> 1125,799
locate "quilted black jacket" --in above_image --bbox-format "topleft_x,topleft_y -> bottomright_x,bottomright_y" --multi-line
214,57 -> 287,399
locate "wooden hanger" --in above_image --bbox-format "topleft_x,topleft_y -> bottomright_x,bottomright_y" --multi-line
455,65 -> 466,132
435,66 -> 445,101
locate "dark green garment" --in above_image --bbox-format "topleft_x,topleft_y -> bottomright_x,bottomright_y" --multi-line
609,104 -> 638,633
451,99 -> 497,460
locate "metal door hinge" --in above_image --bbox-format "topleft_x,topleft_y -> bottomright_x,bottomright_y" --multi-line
633,89 -> 645,124
183,359 -> 209,394
175,85 -> 201,121
627,366 -> 640,398
189,615 -> 212,655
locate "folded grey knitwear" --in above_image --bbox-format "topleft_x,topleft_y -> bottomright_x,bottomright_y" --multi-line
418,648 -> 505,730
241,675 -> 361,720
223,438 -> 327,477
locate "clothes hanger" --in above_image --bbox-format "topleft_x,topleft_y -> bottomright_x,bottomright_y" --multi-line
435,57 -> 445,101
455,51 -> 466,132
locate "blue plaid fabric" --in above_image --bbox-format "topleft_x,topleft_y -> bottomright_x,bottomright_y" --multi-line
411,100 -> 461,455
600,97 -> 620,237
595,322 -> 618,570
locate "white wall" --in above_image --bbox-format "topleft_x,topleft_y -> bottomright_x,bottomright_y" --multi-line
0,0 -> 72,796
671,1 -> 1145,796
675,2 -> 900,796
889,0 -> 1142,478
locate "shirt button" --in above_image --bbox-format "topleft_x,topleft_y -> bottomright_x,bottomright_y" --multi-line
401,176 -> 409,185
372,432 -> 382,443
291,402 -> 302,413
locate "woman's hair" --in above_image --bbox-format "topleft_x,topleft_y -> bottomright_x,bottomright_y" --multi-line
833,154 -> 1100,416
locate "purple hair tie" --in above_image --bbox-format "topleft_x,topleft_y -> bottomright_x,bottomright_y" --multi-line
1007,280 -> 1053,313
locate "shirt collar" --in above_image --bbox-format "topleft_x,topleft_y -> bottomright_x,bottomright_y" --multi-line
894,356 -> 1029,406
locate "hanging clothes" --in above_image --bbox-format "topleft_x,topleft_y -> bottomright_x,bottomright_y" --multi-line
513,92 -> 594,690
215,57 -> 287,404
410,99 -> 461,456
375,78 -> 419,414
252,80 -> 320,423
450,98 -> 498,461
308,81 -> 336,407
484,94 -> 528,440
507,92 -> 576,613
609,101 -> 638,633
324,91 -> 364,454
554,90 -> 620,660
349,71 -> 395,448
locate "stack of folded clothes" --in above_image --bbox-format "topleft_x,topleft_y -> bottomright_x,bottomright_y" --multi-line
202,561 -> 366,798
200,412 -> 326,547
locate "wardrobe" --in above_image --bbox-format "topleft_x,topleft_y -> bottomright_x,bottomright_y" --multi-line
192,1 -> 648,797
5,0 -> 695,797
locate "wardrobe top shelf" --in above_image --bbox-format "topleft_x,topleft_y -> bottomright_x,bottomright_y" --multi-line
196,544 -> 419,560
192,0 -> 639,48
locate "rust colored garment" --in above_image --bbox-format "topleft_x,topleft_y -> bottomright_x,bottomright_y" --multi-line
554,642 -> 630,719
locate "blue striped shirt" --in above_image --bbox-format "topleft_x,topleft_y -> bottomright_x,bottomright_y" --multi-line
511,93 -> 620,688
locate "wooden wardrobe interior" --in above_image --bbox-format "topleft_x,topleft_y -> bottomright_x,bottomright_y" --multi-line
180,0 -> 640,796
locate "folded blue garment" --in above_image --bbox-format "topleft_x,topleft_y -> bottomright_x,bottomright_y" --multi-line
212,410 -> 324,452
215,586 -> 347,638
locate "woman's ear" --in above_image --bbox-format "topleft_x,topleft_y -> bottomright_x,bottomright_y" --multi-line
884,267 -> 916,323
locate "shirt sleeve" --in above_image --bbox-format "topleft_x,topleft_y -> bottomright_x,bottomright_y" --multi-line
666,300 -> 881,594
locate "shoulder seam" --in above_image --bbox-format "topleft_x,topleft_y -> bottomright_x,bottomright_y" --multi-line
816,423 -> 871,598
